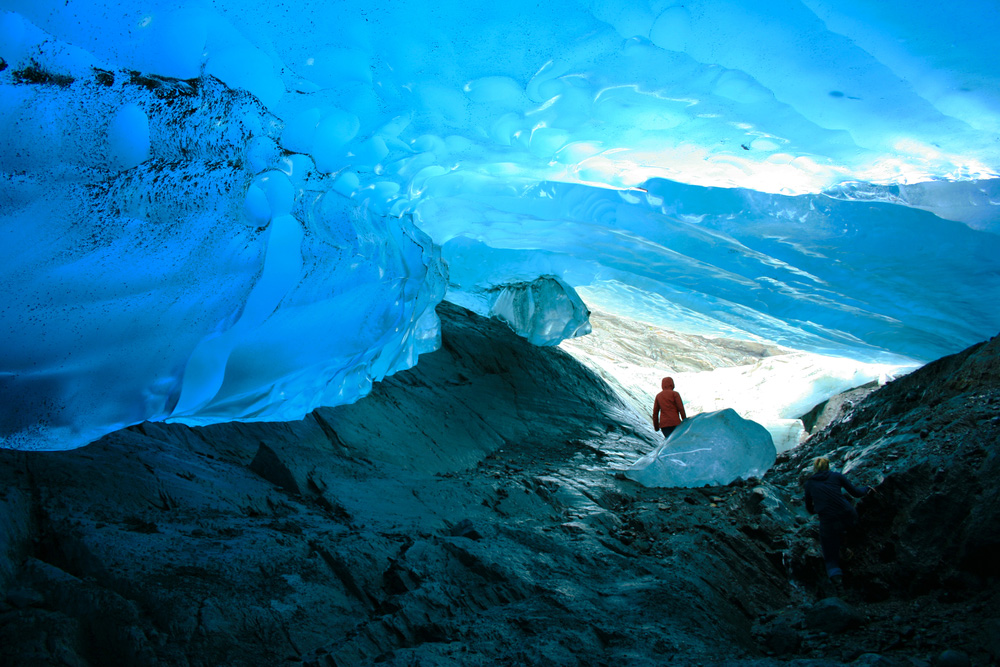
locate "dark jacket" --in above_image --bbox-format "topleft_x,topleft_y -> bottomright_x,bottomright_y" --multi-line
653,377 -> 686,429
804,471 -> 869,521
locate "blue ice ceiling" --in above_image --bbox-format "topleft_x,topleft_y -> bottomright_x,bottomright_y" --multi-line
2,0 -> 999,450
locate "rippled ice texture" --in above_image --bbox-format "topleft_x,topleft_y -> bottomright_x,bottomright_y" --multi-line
2,0 -> 1000,449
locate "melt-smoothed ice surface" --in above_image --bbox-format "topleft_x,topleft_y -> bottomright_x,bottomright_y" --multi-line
0,47 -> 445,450
2,0 -> 1000,449
626,409 -> 777,488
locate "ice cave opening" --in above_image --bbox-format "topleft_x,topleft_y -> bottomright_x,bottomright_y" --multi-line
558,306 -> 915,456
2,0 -> 1000,456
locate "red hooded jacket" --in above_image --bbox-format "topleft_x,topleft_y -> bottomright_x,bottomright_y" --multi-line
653,377 -> 686,429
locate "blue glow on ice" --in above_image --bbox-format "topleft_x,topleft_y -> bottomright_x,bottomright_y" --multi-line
2,0 -> 999,449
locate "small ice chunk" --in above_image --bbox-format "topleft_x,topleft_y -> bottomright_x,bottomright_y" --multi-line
448,275 -> 591,347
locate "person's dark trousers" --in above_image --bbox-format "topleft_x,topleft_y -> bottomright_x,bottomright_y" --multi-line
660,426 -> 677,439
819,516 -> 849,578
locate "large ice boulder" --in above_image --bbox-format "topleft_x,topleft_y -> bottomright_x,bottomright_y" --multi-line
626,409 -> 776,488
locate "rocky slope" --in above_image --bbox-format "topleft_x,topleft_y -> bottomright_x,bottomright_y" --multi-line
764,333 -> 1000,665
0,304 -> 997,666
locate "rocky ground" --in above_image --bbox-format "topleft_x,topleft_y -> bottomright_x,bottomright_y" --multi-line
0,303 -> 997,666
765,331 -> 1000,666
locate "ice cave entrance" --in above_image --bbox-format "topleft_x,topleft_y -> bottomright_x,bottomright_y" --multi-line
558,307 -> 916,488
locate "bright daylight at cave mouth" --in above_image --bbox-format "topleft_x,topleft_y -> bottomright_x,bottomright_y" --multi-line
1,0 -> 1000,665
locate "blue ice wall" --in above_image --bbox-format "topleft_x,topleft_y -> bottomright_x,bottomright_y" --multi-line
2,1 -> 999,449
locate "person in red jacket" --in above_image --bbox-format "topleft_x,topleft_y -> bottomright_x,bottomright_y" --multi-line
652,376 -> 687,439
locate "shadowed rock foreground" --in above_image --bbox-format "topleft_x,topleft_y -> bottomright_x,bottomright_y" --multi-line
1,303 -> 998,666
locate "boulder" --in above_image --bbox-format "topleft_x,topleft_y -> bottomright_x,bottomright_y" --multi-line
804,597 -> 864,633
625,409 -> 776,488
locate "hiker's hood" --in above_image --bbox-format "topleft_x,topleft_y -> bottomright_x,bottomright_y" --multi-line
811,471 -> 832,482
661,377 -> 675,391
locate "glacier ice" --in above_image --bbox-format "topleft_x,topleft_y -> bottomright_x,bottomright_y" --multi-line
626,409 -> 777,488
446,274 -> 591,347
0,50 -> 445,450
419,178 -> 1000,362
441,236 -> 591,345
2,1 -> 1000,450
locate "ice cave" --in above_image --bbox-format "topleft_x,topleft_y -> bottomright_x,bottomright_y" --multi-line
1,1 -> 1000,664
2,0 -> 999,453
